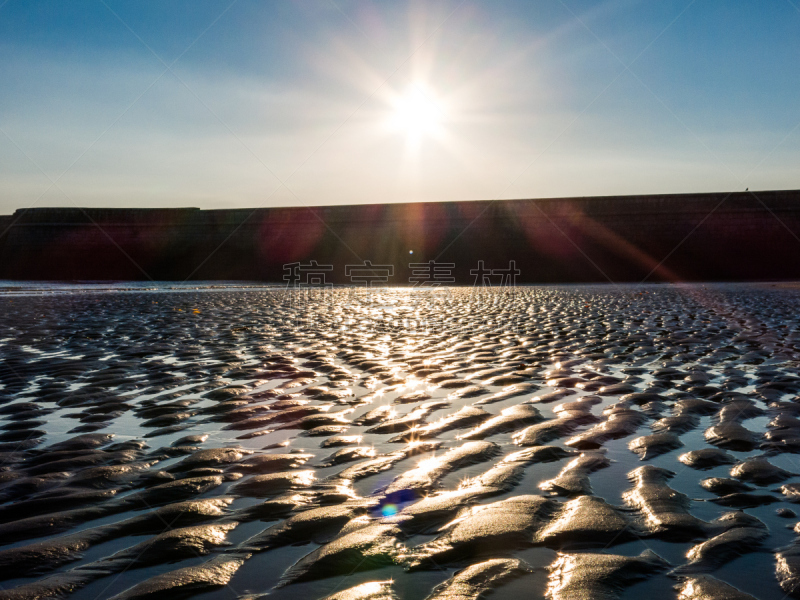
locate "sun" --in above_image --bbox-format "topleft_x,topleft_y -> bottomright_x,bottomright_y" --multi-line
389,85 -> 444,142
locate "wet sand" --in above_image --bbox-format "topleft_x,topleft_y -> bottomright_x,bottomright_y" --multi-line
0,283 -> 799,599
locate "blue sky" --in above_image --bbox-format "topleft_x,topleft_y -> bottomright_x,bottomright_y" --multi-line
1,0 -> 799,211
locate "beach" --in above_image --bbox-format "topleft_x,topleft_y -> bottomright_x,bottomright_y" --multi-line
0,283 -> 799,599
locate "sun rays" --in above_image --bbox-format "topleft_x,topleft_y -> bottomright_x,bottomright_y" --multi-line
388,84 -> 446,147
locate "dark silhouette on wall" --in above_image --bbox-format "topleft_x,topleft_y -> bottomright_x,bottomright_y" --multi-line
0,190 -> 799,283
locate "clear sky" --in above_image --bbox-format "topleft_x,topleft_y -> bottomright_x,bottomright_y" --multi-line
1,0 -> 799,213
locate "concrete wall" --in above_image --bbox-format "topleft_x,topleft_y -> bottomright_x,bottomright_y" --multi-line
0,190 -> 799,283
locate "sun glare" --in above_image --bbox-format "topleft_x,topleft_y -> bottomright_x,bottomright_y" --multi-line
390,85 -> 444,142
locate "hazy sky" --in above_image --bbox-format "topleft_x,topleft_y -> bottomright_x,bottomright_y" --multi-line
1,0 -> 799,212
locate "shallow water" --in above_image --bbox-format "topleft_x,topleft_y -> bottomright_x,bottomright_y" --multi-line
0,283 -> 799,599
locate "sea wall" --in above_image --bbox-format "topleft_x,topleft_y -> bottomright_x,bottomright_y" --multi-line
1,190 -> 799,283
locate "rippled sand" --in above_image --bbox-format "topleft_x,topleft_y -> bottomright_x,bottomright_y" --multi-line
0,284 -> 799,600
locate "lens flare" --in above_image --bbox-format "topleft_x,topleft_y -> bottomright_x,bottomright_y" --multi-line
381,503 -> 399,517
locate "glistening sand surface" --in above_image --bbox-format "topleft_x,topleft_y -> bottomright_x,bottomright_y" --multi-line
0,284 -> 799,600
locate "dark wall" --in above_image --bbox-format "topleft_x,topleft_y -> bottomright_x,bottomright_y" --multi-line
1,190 -> 799,283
